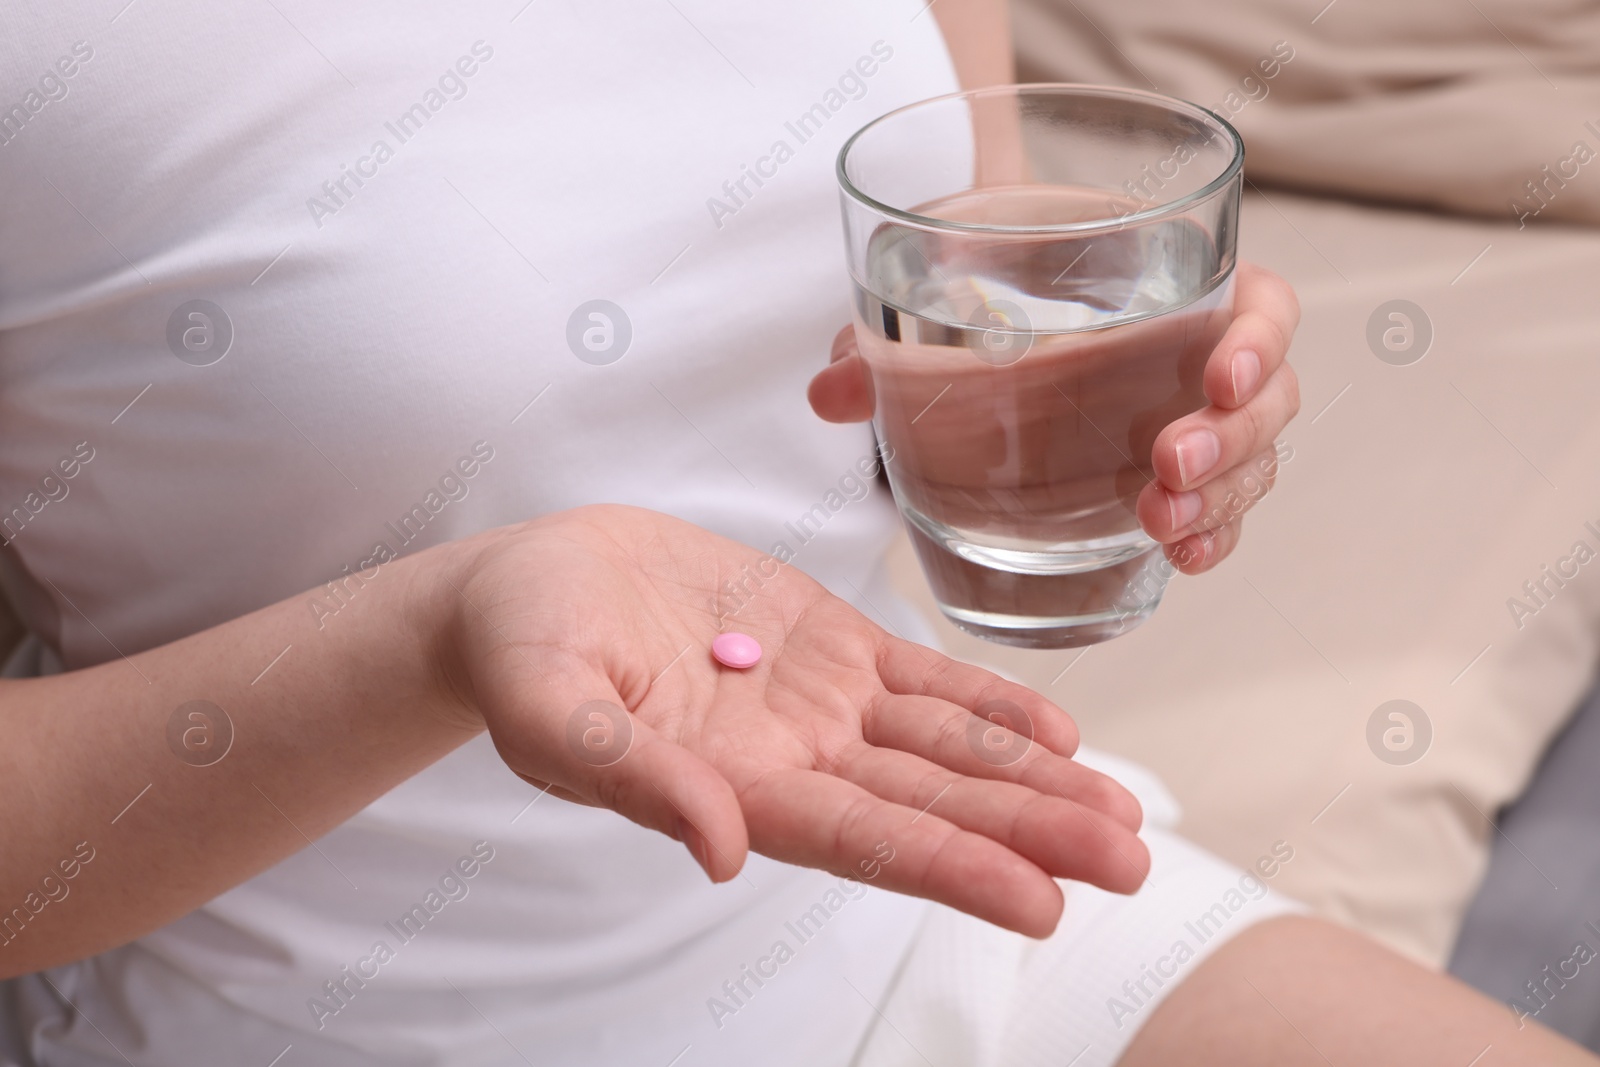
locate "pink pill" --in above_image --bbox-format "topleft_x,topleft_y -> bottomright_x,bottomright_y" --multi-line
711,632 -> 762,669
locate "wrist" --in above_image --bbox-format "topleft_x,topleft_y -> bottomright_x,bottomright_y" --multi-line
393,531 -> 496,736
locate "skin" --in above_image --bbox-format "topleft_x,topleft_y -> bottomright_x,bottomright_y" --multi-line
0,1 -> 1298,985
903,0 -> 1303,574
6,10 -> 1546,1067
810,261 -> 1301,574
1122,916 -> 1598,1066
0,504 -> 1153,978
914,2 -> 1598,1063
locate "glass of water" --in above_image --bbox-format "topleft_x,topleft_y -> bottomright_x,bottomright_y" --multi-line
837,84 -> 1244,648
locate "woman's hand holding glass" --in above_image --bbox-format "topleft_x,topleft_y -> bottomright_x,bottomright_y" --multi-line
808,261 -> 1302,573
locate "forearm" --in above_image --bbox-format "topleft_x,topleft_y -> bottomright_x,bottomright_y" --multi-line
932,0 -> 1014,89
0,538 -> 480,978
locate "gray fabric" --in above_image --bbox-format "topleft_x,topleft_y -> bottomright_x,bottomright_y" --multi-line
1450,672 -> 1600,1048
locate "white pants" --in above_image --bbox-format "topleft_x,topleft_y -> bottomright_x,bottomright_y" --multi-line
854,746 -> 1306,1067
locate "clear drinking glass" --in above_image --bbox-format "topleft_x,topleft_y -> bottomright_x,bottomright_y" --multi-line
837,84 -> 1243,648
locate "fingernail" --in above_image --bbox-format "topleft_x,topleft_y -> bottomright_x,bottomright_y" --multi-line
1230,349 -> 1261,402
1174,429 -> 1221,487
1166,490 -> 1202,530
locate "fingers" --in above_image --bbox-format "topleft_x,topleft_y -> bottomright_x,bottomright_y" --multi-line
591,728 -> 750,883
828,739 -> 1150,894
1137,446 -> 1283,543
1203,261 -> 1300,410
874,637 -> 1081,758
736,766 -> 1068,937
862,692 -> 1141,833
1140,263 -> 1299,552
1163,516 -> 1243,576
488,660 -> 750,883
1150,366 -> 1299,493
807,324 -> 874,423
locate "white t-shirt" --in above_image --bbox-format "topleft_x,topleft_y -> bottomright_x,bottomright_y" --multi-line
0,4 -> 960,1063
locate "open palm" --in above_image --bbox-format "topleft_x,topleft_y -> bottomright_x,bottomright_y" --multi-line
446,503 -> 1148,937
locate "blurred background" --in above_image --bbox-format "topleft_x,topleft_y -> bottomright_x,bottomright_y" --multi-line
885,0 -> 1600,1048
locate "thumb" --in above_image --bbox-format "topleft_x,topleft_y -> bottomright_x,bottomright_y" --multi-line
808,325 -> 874,423
494,666 -> 750,883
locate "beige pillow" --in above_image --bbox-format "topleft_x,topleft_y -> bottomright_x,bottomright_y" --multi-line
888,182 -> 1600,966
1012,0 -> 1600,227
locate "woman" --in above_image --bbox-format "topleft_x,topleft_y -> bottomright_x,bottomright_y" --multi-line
0,1 -> 1588,1064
